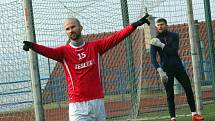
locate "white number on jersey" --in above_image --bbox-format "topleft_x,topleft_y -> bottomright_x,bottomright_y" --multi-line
77,52 -> 86,60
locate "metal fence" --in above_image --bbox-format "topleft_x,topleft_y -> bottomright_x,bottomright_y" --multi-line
0,0 -> 215,121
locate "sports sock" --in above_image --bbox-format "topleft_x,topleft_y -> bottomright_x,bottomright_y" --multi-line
192,112 -> 197,116
171,117 -> 176,120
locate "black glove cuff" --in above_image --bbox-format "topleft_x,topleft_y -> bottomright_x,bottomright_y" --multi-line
131,13 -> 150,27
131,22 -> 140,28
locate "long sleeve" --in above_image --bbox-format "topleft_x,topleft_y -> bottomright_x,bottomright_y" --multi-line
150,44 -> 160,69
32,43 -> 64,63
152,32 -> 182,69
96,24 -> 136,54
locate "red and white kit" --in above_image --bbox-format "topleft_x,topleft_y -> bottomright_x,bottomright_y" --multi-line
31,25 -> 135,103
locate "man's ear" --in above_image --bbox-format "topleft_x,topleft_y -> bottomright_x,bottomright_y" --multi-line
80,25 -> 83,31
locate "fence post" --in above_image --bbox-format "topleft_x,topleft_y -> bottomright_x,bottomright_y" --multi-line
186,0 -> 202,114
203,0 -> 215,102
120,0 -> 138,118
22,0 -> 45,121
194,20 -> 204,81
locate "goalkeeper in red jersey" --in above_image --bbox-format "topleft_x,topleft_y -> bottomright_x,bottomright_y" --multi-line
23,15 -> 150,121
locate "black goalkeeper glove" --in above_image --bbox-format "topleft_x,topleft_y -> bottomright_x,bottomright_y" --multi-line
23,41 -> 33,51
132,13 -> 150,27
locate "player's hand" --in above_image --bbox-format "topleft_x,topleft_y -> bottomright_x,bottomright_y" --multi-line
132,13 -> 150,27
23,41 -> 33,51
157,67 -> 168,84
150,38 -> 165,49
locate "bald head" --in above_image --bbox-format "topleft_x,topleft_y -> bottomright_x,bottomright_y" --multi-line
64,18 -> 81,27
64,17 -> 83,41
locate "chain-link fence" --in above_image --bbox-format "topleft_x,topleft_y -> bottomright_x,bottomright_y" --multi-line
0,0 -> 215,121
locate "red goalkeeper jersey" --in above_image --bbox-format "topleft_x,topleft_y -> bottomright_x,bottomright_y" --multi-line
32,25 -> 135,102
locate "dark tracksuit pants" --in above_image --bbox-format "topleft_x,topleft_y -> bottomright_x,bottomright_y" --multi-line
164,65 -> 196,118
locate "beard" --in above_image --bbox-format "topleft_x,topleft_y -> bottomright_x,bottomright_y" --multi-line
70,32 -> 81,40
158,29 -> 168,36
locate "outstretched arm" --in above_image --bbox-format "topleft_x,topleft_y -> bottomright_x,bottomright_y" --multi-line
131,13 -> 150,28
97,14 -> 150,54
23,41 -> 64,63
